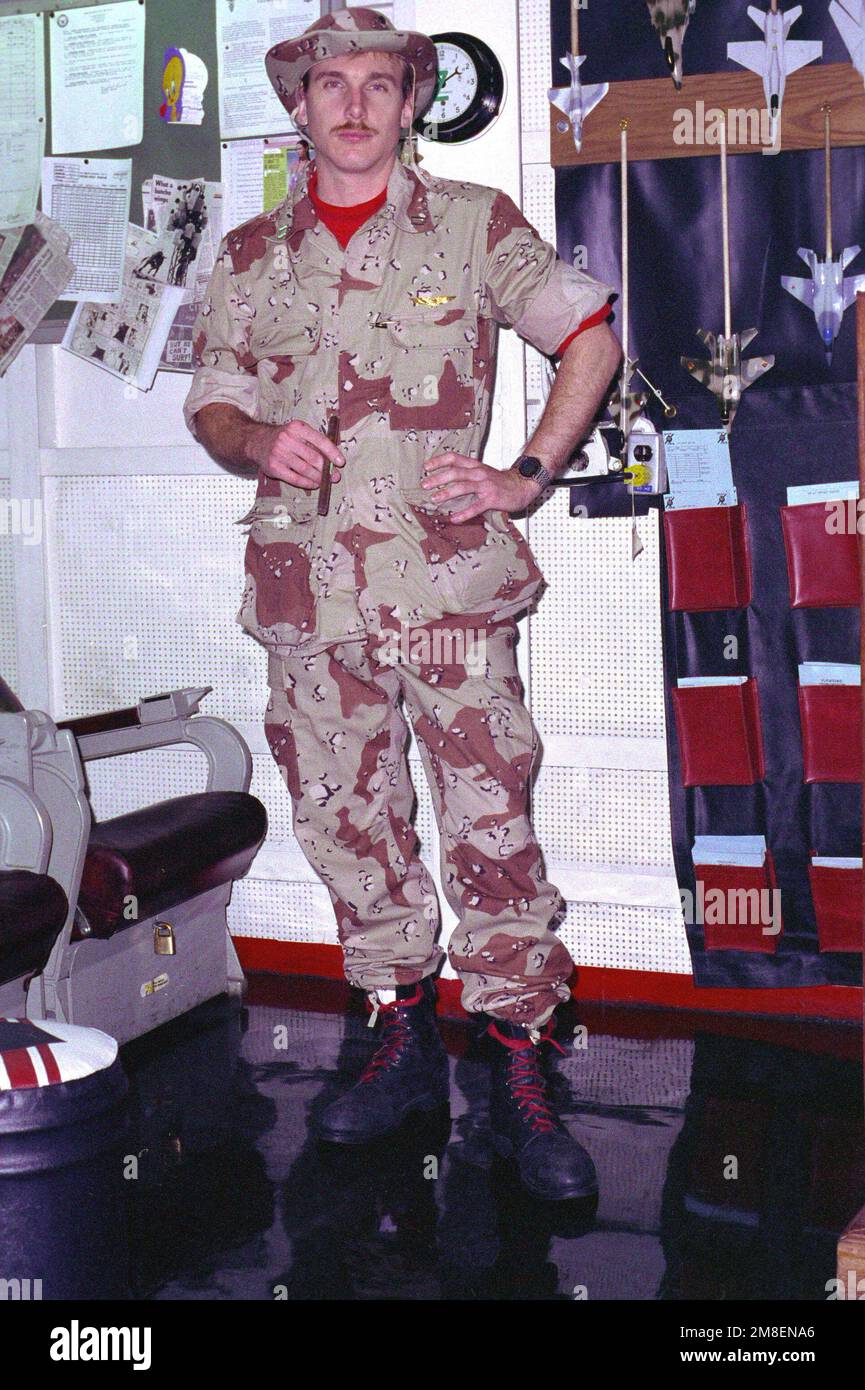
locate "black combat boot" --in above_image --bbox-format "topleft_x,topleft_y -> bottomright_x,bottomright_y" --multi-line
487,1017 -> 598,1201
314,977 -> 450,1144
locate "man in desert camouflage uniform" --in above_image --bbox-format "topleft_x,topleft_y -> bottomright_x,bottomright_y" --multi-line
185,8 -> 620,1201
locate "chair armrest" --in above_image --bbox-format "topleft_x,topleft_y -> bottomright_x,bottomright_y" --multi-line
0,775 -> 53,873
55,703 -> 140,737
56,685 -> 213,738
59,686 -> 252,793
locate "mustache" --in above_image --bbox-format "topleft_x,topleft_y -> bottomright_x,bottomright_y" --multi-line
335,125 -> 375,133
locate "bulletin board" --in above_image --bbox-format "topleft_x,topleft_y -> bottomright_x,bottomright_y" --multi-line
9,0 -> 321,326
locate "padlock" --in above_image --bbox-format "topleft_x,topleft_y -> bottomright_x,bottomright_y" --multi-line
154,921 -> 176,956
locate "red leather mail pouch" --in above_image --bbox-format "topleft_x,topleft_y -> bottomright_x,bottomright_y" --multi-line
672,679 -> 765,785
694,853 -> 782,953
781,501 -> 859,608
798,684 -> 862,783
664,503 -> 752,611
808,861 -> 863,952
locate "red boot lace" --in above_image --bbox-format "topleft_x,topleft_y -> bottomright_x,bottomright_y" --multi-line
360,984 -> 425,1084
488,1019 -> 567,1134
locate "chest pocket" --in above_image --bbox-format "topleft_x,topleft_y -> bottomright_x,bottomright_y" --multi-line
251,305 -> 323,426
250,305 -> 322,358
383,308 -> 478,422
384,309 -> 480,350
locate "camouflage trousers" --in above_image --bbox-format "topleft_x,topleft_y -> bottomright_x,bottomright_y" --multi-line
263,613 -> 575,1029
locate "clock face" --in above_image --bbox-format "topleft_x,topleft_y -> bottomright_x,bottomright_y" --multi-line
415,32 -> 505,144
429,41 -> 479,125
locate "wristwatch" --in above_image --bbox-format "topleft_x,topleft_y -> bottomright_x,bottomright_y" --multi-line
512,454 -> 554,491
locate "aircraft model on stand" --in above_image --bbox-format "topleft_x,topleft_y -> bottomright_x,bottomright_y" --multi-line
548,0 -> 608,152
781,106 -> 865,361
610,120 -> 675,556
646,0 -> 697,90
681,114 -> 774,427
554,121 -> 675,555
727,2 -> 822,147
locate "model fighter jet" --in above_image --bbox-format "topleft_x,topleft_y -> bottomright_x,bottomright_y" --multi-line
549,53 -> 609,152
781,107 -> 865,361
681,114 -> 774,427
647,1 -> 697,89
728,2 -> 822,146
548,0 -> 608,152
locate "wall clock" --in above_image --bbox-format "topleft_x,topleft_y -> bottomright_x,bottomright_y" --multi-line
415,32 -> 506,144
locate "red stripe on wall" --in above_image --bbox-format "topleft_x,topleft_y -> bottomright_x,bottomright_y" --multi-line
233,937 -> 863,1023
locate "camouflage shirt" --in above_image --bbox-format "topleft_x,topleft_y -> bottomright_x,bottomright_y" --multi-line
184,156 -> 614,656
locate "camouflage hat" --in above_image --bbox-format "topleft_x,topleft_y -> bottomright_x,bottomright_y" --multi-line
265,6 -> 439,139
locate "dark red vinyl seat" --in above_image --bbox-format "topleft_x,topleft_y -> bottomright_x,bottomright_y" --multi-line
0,871 -> 69,986
76,792 -> 268,938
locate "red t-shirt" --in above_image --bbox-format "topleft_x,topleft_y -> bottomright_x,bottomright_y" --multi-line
307,164 -> 387,247
307,163 -> 611,357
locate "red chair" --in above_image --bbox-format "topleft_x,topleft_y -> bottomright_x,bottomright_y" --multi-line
0,677 -> 266,1043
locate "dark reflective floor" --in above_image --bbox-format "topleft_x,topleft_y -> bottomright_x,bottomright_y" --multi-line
116,977 -> 864,1301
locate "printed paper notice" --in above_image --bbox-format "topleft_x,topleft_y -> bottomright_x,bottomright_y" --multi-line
216,0 -> 318,140
49,0 -> 145,154
0,13 -> 46,127
663,429 -> 736,510
692,835 -> 767,868
141,175 -> 223,371
786,480 -> 859,506
0,210 -> 75,379
0,123 -> 44,230
62,224 -> 186,392
43,157 -> 131,302
220,134 -> 303,227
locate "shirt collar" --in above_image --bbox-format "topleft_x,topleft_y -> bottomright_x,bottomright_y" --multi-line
272,156 -> 435,241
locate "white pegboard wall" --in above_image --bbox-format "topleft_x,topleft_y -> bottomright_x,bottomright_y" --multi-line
532,764 -> 675,869
44,474 -> 264,725
519,0 -> 556,162
521,161 -> 556,241
84,745 -> 209,821
229,876 -> 338,944
560,900 -> 692,974
529,511 -> 667,740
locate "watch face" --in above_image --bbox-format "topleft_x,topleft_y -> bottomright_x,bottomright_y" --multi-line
519,457 -> 542,478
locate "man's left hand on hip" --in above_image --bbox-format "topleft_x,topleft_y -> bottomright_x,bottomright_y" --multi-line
421,452 -> 542,522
